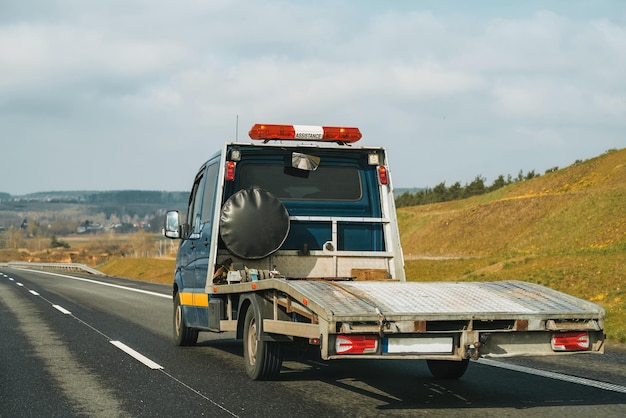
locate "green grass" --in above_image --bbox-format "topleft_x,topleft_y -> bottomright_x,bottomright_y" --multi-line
400,148 -> 626,343
98,257 -> 175,285
405,251 -> 626,343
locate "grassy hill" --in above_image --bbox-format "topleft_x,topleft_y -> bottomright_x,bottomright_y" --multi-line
399,148 -> 626,343
99,257 -> 175,284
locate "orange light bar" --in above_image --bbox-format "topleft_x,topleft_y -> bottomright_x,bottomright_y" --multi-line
249,124 -> 362,143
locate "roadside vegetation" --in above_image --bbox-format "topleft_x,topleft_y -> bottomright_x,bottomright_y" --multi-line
400,148 -> 626,343
0,230 -> 176,266
98,256 -> 175,284
395,169 -> 542,207
1,148 -> 624,342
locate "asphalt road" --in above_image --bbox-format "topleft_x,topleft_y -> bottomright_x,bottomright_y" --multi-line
1,267 -> 625,417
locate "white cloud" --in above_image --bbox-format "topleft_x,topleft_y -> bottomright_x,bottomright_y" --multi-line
592,93 -> 626,118
491,80 -> 587,120
0,0 -> 624,194
0,23 -> 188,91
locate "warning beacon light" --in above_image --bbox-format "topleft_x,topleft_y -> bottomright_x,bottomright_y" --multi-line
248,124 -> 362,143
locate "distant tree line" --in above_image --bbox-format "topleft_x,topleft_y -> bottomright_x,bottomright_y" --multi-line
395,169 -> 541,208
84,190 -> 187,205
1,190 -> 187,205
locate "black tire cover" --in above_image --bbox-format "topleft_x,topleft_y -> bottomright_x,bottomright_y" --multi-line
219,188 -> 290,259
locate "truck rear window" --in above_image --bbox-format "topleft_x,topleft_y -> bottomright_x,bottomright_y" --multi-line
238,164 -> 362,201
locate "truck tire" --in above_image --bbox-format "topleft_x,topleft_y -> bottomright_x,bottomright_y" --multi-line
173,293 -> 198,346
426,359 -> 469,379
243,307 -> 282,380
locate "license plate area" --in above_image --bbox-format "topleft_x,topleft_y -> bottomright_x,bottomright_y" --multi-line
383,336 -> 454,354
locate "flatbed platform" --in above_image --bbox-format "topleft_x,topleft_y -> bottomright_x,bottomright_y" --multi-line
209,279 -> 605,326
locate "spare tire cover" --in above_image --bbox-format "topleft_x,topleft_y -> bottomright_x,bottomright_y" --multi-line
219,188 -> 290,259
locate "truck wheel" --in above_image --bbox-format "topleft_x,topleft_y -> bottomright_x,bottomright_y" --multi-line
173,293 -> 198,346
243,308 -> 282,380
426,359 -> 469,379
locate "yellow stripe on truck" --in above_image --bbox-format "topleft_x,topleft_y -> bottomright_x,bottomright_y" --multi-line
179,292 -> 194,306
194,293 -> 209,307
179,292 -> 209,307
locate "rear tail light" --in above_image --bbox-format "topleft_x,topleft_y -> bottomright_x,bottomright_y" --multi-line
225,161 -> 236,181
335,335 -> 378,355
551,332 -> 590,351
378,166 -> 388,185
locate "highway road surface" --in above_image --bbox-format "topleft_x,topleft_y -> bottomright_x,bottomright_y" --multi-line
1,267 -> 625,417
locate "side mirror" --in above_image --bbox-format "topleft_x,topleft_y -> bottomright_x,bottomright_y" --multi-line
163,210 -> 181,239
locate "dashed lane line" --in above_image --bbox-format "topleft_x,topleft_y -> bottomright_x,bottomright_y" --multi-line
110,340 -> 164,370
2,269 -> 240,417
52,304 -> 72,315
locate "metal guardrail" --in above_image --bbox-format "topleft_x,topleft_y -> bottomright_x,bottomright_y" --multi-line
4,261 -> 105,276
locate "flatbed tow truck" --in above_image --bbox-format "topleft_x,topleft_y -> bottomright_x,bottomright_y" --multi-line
164,123 -> 605,380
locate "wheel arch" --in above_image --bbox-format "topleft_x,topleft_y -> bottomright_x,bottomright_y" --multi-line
172,271 -> 183,298
236,297 -> 254,340
236,293 -> 290,342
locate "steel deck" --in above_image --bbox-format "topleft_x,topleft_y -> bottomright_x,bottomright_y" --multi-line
283,280 -> 604,321
210,279 -> 604,322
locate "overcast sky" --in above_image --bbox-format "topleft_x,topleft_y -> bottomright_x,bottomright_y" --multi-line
1,0 -> 624,195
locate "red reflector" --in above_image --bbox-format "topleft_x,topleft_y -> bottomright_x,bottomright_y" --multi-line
335,335 -> 378,355
551,332 -> 590,351
378,166 -> 388,185
225,161 -> 236,181
248,124 -> 361,143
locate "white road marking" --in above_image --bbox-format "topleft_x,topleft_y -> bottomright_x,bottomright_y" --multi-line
52,304 -> 72,315
13,268 -> 171,299
29,290 -> 40,296
0,284 -> 130,416
6,268 -> 240,417
478,358 -> 626,394
110,340 -> 163,370
17,282 -> 24,286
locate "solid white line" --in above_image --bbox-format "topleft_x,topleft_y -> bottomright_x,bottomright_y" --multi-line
53,304 -> 72,315
29,290 -> 40,296
110,341 -> 163,370
14,269 -> 171,299
477,358 -> 626,394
